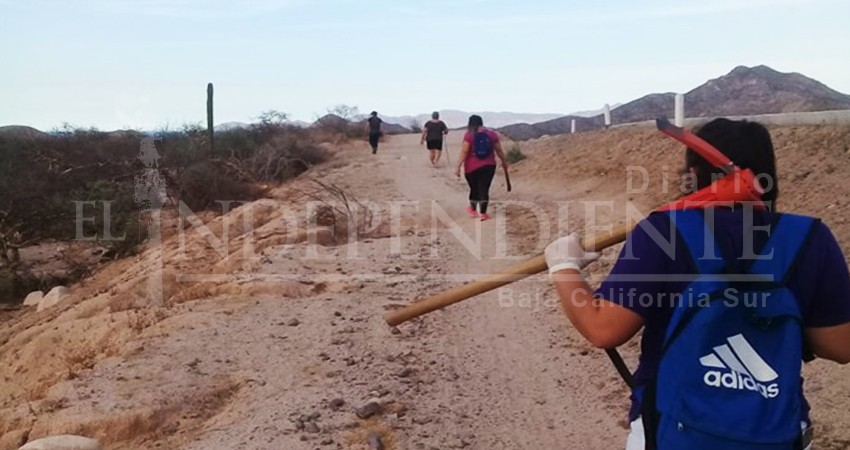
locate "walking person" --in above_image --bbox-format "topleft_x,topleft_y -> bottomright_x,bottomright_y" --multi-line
544,118 -> 850,449
421,111 -> 448,166
366,111 -> 383,154
454,115 -> 508,221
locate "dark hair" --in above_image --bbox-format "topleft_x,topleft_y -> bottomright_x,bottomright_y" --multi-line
432,111 -> 440,119
468,114 -> 484,134
685,118 -> 778,207
370,111 -> 378,116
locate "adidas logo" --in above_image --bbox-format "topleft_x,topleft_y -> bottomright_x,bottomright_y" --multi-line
700,334 -> 780,399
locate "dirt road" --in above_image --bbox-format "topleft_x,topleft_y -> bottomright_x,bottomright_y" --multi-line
177,131 -> 635,449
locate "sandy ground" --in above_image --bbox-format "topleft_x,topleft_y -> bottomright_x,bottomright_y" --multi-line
2,125 -> 850,449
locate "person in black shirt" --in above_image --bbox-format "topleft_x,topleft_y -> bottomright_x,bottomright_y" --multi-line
366,111 -> 383,154
420,111 -> 449,166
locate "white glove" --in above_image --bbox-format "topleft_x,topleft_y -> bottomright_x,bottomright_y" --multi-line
544,233 -> 600,274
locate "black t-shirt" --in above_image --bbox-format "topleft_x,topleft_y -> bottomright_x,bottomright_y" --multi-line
424,120 -> 448,141
368,116 -> 382,133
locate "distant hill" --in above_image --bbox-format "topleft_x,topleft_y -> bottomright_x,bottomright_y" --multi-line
215,120 -> 310,131
314,114 -> 411,135
0,125 -> 49,140
499,115 -> 603,140
568,104 -> 623,118
380,110 -> 563,129
686,65 -> 850,116
500,65 -> 850,140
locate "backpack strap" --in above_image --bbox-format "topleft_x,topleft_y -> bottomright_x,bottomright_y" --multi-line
746,214 -> 818,285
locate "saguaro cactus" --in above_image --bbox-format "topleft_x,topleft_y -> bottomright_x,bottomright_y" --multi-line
207,82 -> 214,154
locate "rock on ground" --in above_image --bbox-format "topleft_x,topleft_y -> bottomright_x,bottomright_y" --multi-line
19,435 -> 102,450
22,290 -> 43,306
36,286 -> 69,312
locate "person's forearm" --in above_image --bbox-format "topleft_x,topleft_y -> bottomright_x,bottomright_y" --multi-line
494,145 -> 507,164
552,269 -> 616,347
456,151 -> 468,172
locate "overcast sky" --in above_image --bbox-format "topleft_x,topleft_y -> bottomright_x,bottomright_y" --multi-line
2,0 -> 849,130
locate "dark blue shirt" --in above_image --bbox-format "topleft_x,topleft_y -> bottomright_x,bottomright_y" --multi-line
596,208 -> 850,420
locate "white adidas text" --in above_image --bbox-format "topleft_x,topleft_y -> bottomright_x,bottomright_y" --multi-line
703,370 -> 780,399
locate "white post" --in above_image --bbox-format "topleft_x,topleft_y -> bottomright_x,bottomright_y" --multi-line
603,104 -> 611,128
675,93 -> 685,127
570,119 -> 576,134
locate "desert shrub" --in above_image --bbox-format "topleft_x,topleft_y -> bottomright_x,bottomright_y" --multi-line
0,112 -> 329,302
176,161 -> 261,211
409,119 -> 422,134
245,131 -> 328,182
70,179 -> 146,256
0,266 -> 41,305
313,105 -> 364,141
506,144 -> 527,164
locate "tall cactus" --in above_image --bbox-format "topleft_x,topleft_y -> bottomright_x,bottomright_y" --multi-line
207,82 -> 214,154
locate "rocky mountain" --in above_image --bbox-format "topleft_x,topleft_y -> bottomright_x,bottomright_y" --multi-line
500,65 -> 850,140
499,115 -> 604,140
686,65 -> 850,116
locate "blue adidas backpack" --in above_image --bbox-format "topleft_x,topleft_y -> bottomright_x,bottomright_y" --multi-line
645,209 -> 816,449
473,131 -> 494,159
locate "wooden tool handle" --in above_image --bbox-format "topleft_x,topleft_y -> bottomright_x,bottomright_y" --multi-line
384,223 -> 633,326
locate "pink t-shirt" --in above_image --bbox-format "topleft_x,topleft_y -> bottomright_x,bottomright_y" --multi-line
462,128 -> 499,174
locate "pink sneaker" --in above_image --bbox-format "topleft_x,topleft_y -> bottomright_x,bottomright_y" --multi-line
479,213 -> 490,221
465,206 -> 478,218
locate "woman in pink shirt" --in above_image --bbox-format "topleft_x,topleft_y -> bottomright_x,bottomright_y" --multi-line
454,115 -> 508,221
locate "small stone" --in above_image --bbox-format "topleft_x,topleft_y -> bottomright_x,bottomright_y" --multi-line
23,290 -> 43,307
355,401 -> 382,419
304,421 -> 320,433
329,398 -> 345,410
288,318 -> 301,327
37,286 -> 70,312
396,367 -> 415,378
320,438 -> 334,445
413,416 -> 432,425
19,435 -> 102,450
390,327 -> 401,335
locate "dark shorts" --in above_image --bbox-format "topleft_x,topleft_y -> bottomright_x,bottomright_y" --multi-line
426,139 -> 443,150
369,132 -> 381,148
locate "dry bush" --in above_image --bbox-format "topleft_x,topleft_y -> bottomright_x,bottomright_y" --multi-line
0,115 -> 329,303
176,161 -> 262,211
297,179 -> 378,242
243,133 -> 328,183
128,308 -> 169,334
63,347 -> 100,379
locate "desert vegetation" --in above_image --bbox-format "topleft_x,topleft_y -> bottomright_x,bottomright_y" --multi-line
0,115 -> 335,305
